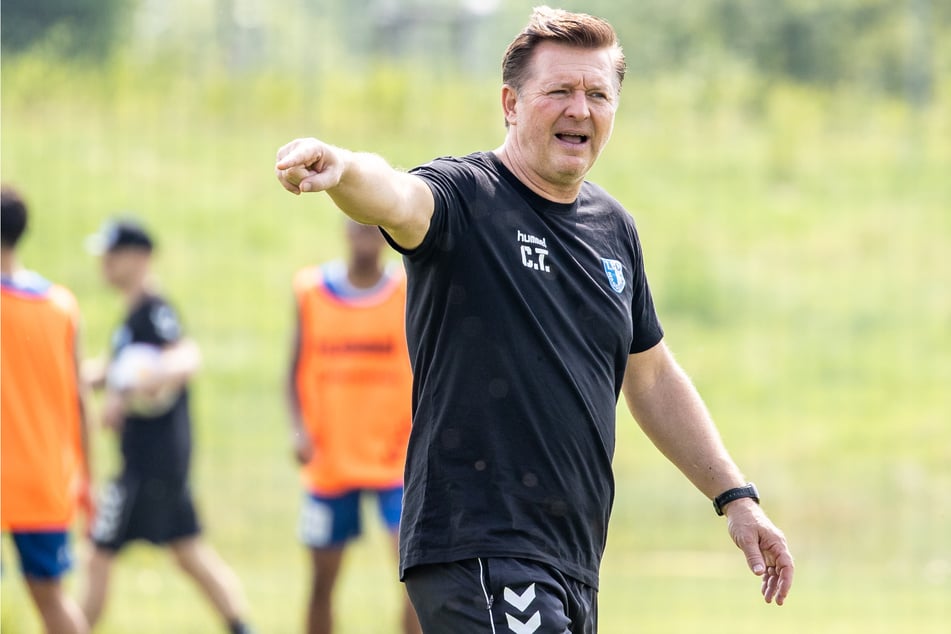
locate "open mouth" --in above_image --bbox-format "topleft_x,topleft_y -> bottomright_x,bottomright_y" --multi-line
555,133 -> 589,145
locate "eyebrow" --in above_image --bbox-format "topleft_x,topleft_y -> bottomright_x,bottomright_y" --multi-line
543,80 -> 612,91
542,80 -> 617,100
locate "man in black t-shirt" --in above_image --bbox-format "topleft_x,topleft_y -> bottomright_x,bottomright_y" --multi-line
276,7 -> 794,632
80,219 -> 254,634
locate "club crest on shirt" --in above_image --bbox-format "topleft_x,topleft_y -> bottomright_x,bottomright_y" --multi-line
601,258 -> 625,293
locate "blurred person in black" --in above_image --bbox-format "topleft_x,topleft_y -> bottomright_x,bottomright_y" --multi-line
80,218 -> 254,634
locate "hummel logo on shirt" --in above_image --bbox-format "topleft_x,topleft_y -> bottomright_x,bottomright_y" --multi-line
517,230 -> 551,273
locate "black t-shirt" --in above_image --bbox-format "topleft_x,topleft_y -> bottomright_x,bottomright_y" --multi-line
384,152 -> 664,588
110,294 -> 192,482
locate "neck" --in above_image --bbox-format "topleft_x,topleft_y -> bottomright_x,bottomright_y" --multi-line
120,276 -> 152,308
0,248 -> 18,277
347,258 -> 384,289
494,144 -> 582,204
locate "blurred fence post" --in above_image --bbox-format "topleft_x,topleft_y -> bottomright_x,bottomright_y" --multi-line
217,0 -> 265,73
905,0 -> 934,108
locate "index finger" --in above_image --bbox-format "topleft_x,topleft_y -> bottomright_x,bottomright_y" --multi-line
275,139 -> 319,171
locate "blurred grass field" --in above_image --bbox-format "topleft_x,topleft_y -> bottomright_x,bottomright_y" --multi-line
2,52 -> 950,633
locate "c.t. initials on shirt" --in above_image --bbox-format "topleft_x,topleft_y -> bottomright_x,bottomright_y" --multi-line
517,230 -> 551,273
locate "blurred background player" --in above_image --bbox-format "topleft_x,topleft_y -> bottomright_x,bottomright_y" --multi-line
288,220 -> 420,634
79,218 -> 253,634
1,185 -> 91,634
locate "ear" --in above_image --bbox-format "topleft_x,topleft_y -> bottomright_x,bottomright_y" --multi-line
501,84 -> 518,126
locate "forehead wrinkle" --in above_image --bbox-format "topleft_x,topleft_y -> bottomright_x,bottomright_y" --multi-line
544,76 -> 611,91
533,65 -> 617,96
526,42 -> 618,90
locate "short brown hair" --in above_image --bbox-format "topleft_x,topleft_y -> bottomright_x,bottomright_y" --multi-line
501,6 -> 626,92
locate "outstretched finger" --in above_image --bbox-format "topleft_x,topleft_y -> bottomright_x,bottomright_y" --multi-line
275,138 -> 308,162
276,144 -> 320,171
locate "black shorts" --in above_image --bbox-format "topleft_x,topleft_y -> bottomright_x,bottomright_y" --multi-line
404,558 -> 597,634
91,473 -> 201,552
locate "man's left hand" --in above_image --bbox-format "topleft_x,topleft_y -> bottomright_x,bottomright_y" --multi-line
725,498 -> 795,605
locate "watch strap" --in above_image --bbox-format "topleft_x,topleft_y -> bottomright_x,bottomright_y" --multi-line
713,483 -> 759,516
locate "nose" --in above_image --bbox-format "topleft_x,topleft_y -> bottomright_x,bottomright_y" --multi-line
564,90 -> 590,119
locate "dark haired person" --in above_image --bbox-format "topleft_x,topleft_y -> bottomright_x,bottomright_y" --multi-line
288,220 -> 420,634
1,185 -> 91,634
275,7 -> 794,632
80,218 -> 254,634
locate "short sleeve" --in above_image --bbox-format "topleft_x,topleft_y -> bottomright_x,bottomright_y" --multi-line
147,301 -> 183,345
628,228 -> 664,354
382,157 -> 475,261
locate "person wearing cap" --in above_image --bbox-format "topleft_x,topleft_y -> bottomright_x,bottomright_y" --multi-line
80,218 -> 254,634
1,184 -> 92,634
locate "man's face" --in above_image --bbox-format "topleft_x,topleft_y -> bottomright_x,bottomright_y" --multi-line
101,248 -> 149,289
503,42 -> 619,194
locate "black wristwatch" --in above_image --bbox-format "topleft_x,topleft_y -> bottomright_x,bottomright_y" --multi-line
713,483 -> 760,516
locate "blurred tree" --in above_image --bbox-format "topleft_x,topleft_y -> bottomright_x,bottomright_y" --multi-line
1,0 -> 131,59
561,0 -> 944,104
905,0 -> 935,108
216,0 -> 265,72
3,0 -> 943,104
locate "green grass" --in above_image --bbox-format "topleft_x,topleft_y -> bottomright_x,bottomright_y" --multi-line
2,53 -> 950,633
